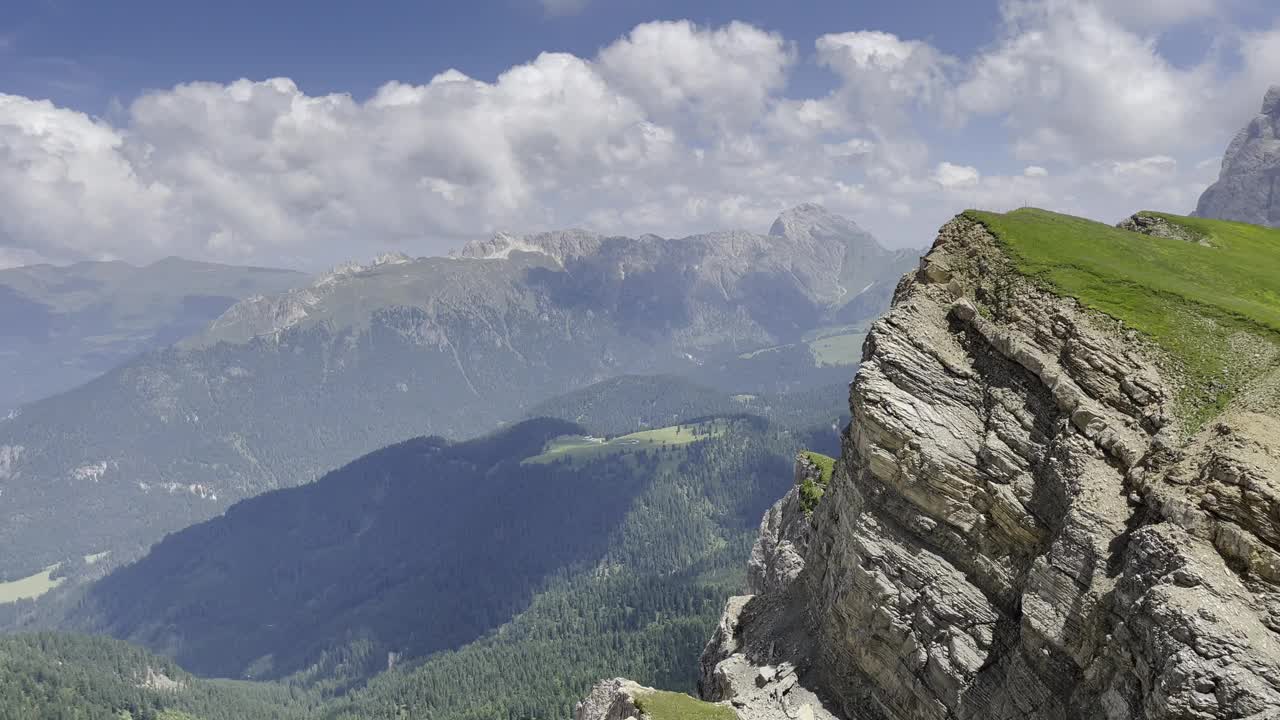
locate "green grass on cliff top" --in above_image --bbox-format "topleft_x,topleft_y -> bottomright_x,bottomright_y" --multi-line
633,690 -> 736,720
963,208 -> 1280,426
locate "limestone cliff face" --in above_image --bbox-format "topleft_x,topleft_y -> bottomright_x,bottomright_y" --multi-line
699,214 -> 1280,719
1196,86 -> 1280,227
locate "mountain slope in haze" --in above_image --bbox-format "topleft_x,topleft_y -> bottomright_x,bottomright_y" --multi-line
0,205 -> 914,581
62,414 -> 816,713
0,258 -> 304,413
525,374 -> 851,437
1196,85 -> 1280,227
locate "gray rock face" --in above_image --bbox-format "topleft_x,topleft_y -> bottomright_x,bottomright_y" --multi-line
575,678 -> 737,720
1195,85 -> 1280,227
698,214 -> 1280,719
1117,213 -> 1209,245
746,482 -> 811,596
697,461 -> 842,720
575,678 -> 648,720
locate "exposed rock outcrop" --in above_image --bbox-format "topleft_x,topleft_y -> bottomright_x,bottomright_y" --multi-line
576,678 -> 649,720
1117,213 -> 1209,245
1196,86 -> 1280,227
693,213 -> 1280,719
575,678 -> 737,720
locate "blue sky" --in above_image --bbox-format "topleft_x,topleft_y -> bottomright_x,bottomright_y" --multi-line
3,1 -> 1001,107
0,0 -> 1276,269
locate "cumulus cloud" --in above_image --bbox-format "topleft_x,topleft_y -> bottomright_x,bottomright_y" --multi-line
597,20 -> 792,132
816,31 -> 950,112
0,3 -> 1275,269
932,162 -> 981,189
952,0 -> 1221,162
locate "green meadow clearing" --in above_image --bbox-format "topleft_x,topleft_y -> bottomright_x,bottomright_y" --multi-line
522,421 -> 728,465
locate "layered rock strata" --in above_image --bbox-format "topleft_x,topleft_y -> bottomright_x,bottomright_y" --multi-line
697,213 -> 1280,719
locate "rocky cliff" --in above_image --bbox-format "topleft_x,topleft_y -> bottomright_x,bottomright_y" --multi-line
1196,86 -> 1280,227
591,208 -> 1280,719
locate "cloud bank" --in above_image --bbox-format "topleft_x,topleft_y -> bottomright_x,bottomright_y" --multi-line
0,2 -> 1275,269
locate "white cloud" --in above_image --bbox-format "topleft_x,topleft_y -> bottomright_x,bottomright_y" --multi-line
597,20 -> 792,132
953,0 -> 1220,163
816,31 -> 949,107
0,5 -> 1276,270
0,94 -> 177,264
932,162 -> 981,188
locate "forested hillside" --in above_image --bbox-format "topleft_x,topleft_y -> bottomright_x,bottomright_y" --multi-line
526,374 -> 851,436
324,418 -> 819,719
0,633 -> 321,720
59,413 -> 835,719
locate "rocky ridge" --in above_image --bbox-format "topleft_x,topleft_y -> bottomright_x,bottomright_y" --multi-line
1196,85 -> 1280,227
595,211 -> 1280,719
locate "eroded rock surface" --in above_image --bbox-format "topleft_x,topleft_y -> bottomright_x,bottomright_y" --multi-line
575,678 -> 649,720
1196,85 -> 1280,227
696,213 -> 1280,719
1118,213 -> 1210,245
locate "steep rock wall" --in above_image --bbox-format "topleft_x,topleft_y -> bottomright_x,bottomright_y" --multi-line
699,214 -> 1280,720
1196,86 -> 1280,227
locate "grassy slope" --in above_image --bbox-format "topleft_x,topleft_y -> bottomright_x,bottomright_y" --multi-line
0,564 -> 64,604
634,690 -> 736,720
964,208 -> 1280,426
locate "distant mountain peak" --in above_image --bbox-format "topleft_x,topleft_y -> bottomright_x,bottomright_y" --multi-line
772,202 -> 836,224
373,251 -> 414,266
316,252 -> 415,286
1195,85 -> 1280,227
454,229 -> 603,264
768,204 -> 876,248
1264,85 -> 1280,117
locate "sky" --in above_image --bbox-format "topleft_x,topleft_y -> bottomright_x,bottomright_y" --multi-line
0,0 -> 1277,270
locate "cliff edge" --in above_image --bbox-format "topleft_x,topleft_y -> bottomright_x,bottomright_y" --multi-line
689,207 -> 1280,719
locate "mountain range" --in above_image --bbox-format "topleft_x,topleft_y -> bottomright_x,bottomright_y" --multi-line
0,204 -> 916,585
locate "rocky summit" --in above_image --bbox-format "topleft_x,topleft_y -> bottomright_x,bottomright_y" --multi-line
1196,85 -> 1280,227
590,208 -> 1280,719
